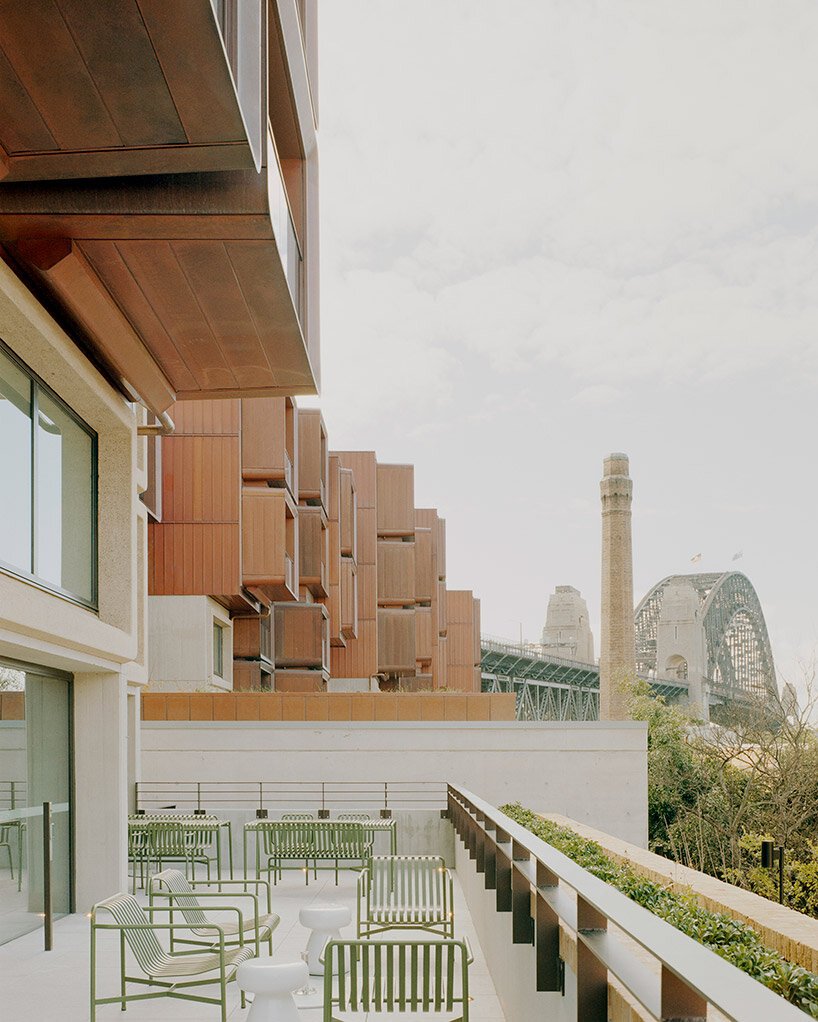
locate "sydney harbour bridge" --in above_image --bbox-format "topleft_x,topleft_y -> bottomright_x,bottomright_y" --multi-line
481,571 -> 779,721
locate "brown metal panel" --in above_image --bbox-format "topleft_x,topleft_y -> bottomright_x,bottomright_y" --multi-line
172,239 -> 279,391
377,608 -> 416,675
340,557 -> 357,639
376,463 -> 414,537
414,527 -> 433,603
330,616 -> 376,680
356,563 -> 378,622
274,603 -> 327,670
377,539 -> 416,607
113,239 -> 236,391
240,397 -> 288,483
334,451 -> 376,509
437,581 -> 448,637
0,0 -> 121,149
356,507 -> 377,566
136,0 -> 247,144
241,487 -> 287,588
661,965 -> 707,1021
148,521 -> 241,596
275,670 -> 324,693
160,434 -> 239,524
339,468 -> 357,558
297,408 -> 326,503
171,399 -> 240,436
233,613 -> 273,664
55,0 -> 187,146
0,46 -> 58,154
298,505 -> 327,596
436,516 -> 446,580
79,240 -> 199,394
415,606 -> 433,664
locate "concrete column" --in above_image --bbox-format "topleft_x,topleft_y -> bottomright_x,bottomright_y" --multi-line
73,671 -> 127,909
599,454 -> 635,720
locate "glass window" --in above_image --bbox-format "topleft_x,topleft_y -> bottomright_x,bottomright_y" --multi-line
0,343 -> 97,607
0,352 -> 32,572
213,622 -> 224,679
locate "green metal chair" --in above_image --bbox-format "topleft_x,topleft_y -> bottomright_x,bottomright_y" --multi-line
128,823 -> 151,893
149,868 -> 278,956
149,820 -> 215,882
0,825 -> 15,880
357,855 -> 454,938
90,892 -> 255,1022
260,819 -> 316,884
281,812 -> 314,820
323,938 -> 471,1021
338,812 -> 371,820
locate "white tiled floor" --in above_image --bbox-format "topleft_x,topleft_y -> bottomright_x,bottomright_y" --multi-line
0,869 -> 505,1021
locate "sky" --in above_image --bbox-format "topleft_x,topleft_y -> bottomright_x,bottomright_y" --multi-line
312,0 -> 818,695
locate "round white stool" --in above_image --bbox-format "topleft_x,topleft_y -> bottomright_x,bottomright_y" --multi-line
236,959 -> 308,1022
299,902 -> 352,975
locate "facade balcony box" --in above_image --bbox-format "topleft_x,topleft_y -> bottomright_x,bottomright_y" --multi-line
297,408 -> 328,508
0,130 -> 317,419
415,605 -> 433,664
330,617 -> 377,681
274,602 -> 329,671
241,397 -> 297,498
414,526 -> 433,602
340,556 -> 358,641
233,660 -> 273,692
473,597 -> 482,665
339,468 -> 357,558
377,608 -> 416,676
241,485 -> 298,602
376,463 -> 415,537
232,611 -> 274,665
274,669 -> 326,693
436,516 -> 447,580
377,539 -> 416,607
327,581 -> 345,649
336,451 -> 376,511
0,1 -> 270,183
434,637 -> 448,689
298,505 -> 328,598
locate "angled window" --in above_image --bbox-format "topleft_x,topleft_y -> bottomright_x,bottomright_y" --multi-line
0,342 -> 97,608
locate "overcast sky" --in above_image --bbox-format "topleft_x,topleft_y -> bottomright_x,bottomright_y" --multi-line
313,1 -> 818,694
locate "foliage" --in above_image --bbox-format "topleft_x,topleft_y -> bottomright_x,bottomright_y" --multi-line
501,802 -> 818,1016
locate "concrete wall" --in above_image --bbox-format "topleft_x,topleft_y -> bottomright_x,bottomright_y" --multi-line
141,720 -> 648,845
148,596 -> 232,691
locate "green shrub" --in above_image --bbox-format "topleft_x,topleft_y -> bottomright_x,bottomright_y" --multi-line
501,802 -> 818,1017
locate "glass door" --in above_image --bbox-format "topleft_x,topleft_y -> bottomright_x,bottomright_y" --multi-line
0,660 -> 72,946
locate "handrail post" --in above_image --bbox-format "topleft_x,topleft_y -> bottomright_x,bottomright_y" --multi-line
43,801 -> 53,952
576,895 -> 607,1021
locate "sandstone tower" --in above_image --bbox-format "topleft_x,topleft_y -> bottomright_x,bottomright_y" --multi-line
599,453 -> 635,719
541,586 -> 595,664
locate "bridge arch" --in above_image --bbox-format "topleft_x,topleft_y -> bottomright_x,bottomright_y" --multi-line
635,572 -> 778,708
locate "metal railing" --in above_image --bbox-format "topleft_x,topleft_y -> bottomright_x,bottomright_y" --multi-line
447,785 -> 804,1022
0,779 -> 25,810
135,780 -> 446,816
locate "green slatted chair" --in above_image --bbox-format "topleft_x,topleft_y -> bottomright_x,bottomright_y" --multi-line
90,892 -> 255,1022
357,855 -> 454,938
323,939 -> 471,1021
260,820 -> 316,884
324,820 -> 371,884
149,821 -> 214,882
0,825 -> 15,880
281,812 -> 314,820
149,868 -> 279,956
337,812 -> 370,820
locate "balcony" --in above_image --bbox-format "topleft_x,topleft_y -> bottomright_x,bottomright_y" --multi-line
240,485 -> 298,602
296,408 -> 328,508
297,504 -> 328,598
0,1 -> 264,183
377,607 -> 416,676
339,467 -> 358,558
273,602 -> 329,672
377,538 -> 416,607
0,135 -> 317,418
241,397 -> 297,499
340,557 -> 358,641
415,525 -> 434,603
377,463 -> 415,537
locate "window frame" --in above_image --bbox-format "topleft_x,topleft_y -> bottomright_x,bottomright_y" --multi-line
0,339 -> 98,611
213,620 -> 225,680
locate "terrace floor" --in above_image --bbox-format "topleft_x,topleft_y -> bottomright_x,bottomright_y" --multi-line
0,869 -> 505,1021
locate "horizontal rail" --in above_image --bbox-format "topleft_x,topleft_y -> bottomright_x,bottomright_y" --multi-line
448,784 -> 804,1022
135,780 -> 447,814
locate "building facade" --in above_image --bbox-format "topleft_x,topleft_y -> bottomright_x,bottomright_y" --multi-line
0,0 -> 320,941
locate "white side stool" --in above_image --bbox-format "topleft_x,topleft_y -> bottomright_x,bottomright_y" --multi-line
299,902 -> 352,975
236,959 -> 308,1022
